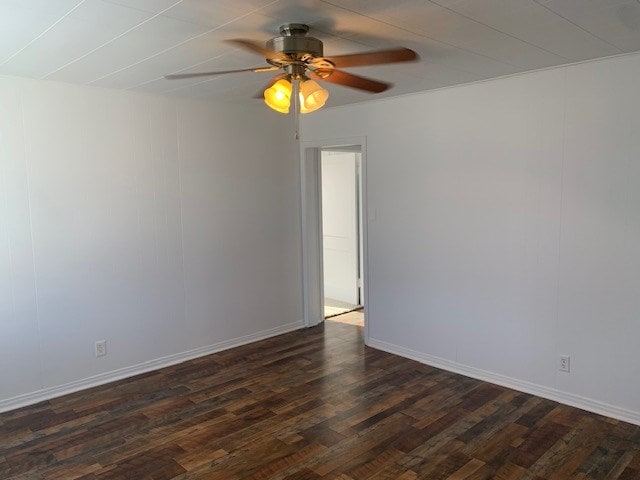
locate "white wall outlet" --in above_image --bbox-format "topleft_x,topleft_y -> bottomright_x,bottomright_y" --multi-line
559,355 -> 570,373
95,340 -> 107,357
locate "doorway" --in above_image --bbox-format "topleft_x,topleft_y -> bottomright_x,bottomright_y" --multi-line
299,137 -> 368,339
320,147 -> 363,322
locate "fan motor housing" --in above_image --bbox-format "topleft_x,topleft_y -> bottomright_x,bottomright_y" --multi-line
267,23 -> 323,59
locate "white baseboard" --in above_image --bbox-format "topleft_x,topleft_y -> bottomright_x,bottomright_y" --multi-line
368,337 -> 640,426
0,320 -> 305,414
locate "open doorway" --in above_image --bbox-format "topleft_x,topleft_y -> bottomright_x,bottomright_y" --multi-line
320,147 -> 364,326
300,136 -> 368,340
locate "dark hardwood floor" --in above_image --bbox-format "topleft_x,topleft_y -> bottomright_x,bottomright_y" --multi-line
1,320 -> 639,479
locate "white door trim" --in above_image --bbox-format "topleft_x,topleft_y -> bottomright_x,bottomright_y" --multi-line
299,136 -> 370,345
300,146 -> 324,328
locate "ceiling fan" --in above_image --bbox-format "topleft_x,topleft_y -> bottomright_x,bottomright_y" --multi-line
164,23 -> 418,114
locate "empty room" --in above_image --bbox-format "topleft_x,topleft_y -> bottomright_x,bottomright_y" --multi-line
1,1 -> 640,479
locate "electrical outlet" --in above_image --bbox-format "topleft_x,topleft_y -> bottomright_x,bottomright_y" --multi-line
559,355 -> 570,373
95,340 -> 107,357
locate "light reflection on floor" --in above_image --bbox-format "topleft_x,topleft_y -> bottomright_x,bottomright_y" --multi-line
326,309 -> 364,327
324,297 -> 360,318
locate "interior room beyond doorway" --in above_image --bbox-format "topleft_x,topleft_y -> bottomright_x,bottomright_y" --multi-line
320,146 -> 363,326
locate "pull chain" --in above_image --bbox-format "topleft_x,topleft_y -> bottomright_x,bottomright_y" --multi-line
292,77 -> 300,140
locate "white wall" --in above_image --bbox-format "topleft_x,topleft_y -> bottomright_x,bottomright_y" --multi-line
301,52 -> 640,424
0,77 -> 302,410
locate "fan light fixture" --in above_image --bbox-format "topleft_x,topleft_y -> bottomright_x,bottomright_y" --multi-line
164,23 -> 419,120
264,76 -> 328,114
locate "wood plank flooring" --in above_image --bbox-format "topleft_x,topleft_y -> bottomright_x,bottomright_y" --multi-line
1,320 -> 639,479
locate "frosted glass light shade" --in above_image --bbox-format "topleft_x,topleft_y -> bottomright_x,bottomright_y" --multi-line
299,79 -> 328,114
264,79 -> 292,113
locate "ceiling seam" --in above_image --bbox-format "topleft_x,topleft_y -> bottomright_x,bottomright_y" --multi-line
0,0 -> 88,67
40,0 -> 187,80
533,1 -> 624,53
89,0 -> 282,88
426,0 -> 571,63
319,0 -> 522,70
100,0 -> 159,16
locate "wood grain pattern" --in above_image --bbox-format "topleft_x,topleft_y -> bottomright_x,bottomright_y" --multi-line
1,321 -> 639,479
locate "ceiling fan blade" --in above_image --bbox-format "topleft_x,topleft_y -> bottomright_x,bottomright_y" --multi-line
322,48 -> 418,68
165,66 -> 279,80
226,38 -> 283,60
253,73 -> 288,99
310,69 -> 390,93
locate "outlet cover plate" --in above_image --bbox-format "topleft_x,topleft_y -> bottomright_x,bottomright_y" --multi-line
95,340 -> 107,357
559,355 -> 570,373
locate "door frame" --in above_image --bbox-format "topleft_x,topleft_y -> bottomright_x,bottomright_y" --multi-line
299,136 -> 370,345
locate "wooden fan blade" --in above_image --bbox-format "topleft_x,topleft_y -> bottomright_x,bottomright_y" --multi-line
310,69 -> 390,93
253,73 -> 288,99
322,48 -> 418,68
226,39 -> 283,60
165,66 -> 278,80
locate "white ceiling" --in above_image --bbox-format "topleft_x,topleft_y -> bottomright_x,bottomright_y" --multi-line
2,0 -> 640,108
